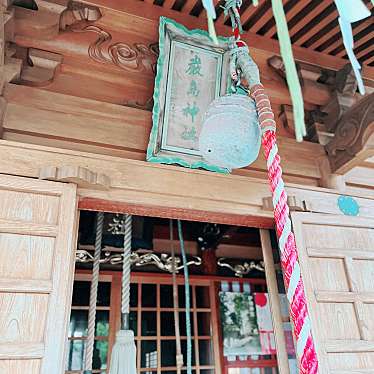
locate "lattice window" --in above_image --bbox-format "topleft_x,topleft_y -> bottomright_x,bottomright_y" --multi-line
65,271 -> 289,374
65,274 -> 114,374
129,274 -> 220,374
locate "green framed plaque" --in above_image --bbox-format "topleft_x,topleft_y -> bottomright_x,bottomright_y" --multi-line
147,17 -> 231,173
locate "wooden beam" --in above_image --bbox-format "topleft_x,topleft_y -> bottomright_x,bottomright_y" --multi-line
288,2 -> 329,39
79,0 -> 374,80
364,54 -> 374,66
182,0 -> 198,15
304,2 -> 374,54
39,165 -> 111,189
249,1 -> 282,34
163,0 -> 177,10
263,0 -> 310,38
326,92 -> 374,174
2,83 -> 326,182
356,44 -> 374,60
1,140 -> 374,224
324,13 -> 373,55
321,63 -> 358,133
13,0 -> 68,40
293,4 -> 338,47
237,2 -> 258,28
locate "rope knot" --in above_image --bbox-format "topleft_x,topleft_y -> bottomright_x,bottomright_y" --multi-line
115,330 -> 135,343
221,0 -> 243,34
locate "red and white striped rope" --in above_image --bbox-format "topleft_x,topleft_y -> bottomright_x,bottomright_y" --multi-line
251,84 -> 319,374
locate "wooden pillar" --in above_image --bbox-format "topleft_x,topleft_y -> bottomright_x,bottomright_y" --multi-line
201,248 -> 217,275
260,229 -> 291,374
0,5 -> 5,139
197,223 -> 221,275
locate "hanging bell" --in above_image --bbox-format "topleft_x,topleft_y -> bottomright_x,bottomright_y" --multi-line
199,93 -> 261,170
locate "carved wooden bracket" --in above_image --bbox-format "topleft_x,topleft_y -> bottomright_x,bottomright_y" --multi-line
39,166 -> 111,189
13,0 -> 68,40
268,55 -> 304,85
0,96 -> 6,138
60,0 -> 102,30
262,196 -> 308,212
268,55 -> 336,89
20,48 -> 62,86
1,5 -> 22,90
3,44 -> 22,84
321,64 -> 358,133
325,92 -> 374,174
279,104 -> 295,137
12,0 -> 101,40
279,104 -> 323,142
271,58 -> 373,151
2,3 -> 13,42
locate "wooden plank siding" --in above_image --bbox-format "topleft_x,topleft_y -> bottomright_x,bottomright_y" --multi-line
2,80 -> 373,191
0,141 -> 374,227
1,0 -> 373,198
2,83 -> 325,186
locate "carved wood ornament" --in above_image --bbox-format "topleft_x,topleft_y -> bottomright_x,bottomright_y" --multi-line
321,64 -> 358,133
39,165 -> 111,189
81,25 -> 159,75
326,92 -> 374,174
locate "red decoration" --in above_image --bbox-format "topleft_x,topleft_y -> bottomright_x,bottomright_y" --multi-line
251,84 -> 319,374
255,293 -> 268,307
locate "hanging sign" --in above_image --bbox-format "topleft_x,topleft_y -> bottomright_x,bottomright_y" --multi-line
147,17 -> 231,173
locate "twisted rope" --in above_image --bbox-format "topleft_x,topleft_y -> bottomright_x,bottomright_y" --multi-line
251,84 -> 318,374
121,214 -> 132,319
85,211 -> 105,371
222,0 -> 243,34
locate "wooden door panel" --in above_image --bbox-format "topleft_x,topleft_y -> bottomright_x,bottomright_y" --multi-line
0,189 -> 60,224
354,260 -> 374,291
0,360 -> 41,373
292,213 -> 374,373
303,223 -> 374,251
328,352 -> 374,371
0,234 -> 54,280
0,175 -> 77,374
0,293 -> 49,343
308,257 -> 349,291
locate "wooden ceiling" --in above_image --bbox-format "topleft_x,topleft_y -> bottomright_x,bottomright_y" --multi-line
146,0 -> 374,67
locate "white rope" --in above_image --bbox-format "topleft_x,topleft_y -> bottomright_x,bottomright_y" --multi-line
85,211 -> 104,371
121,214 -> 132,316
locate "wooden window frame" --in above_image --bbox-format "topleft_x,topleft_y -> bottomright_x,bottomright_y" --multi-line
65,272 -> 117,374
130,272 -> 220,374
69,270 -> 285,373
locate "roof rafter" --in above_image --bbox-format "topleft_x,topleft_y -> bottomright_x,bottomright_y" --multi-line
80,0 -> 374,80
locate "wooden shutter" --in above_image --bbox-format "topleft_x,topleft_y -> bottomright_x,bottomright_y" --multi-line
0,175 -> 78,374
291,212 -> 374,373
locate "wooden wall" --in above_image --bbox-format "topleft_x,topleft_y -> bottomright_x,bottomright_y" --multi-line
1,0 -> 373,192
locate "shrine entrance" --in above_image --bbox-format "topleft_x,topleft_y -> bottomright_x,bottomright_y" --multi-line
66,210 -> 295,374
